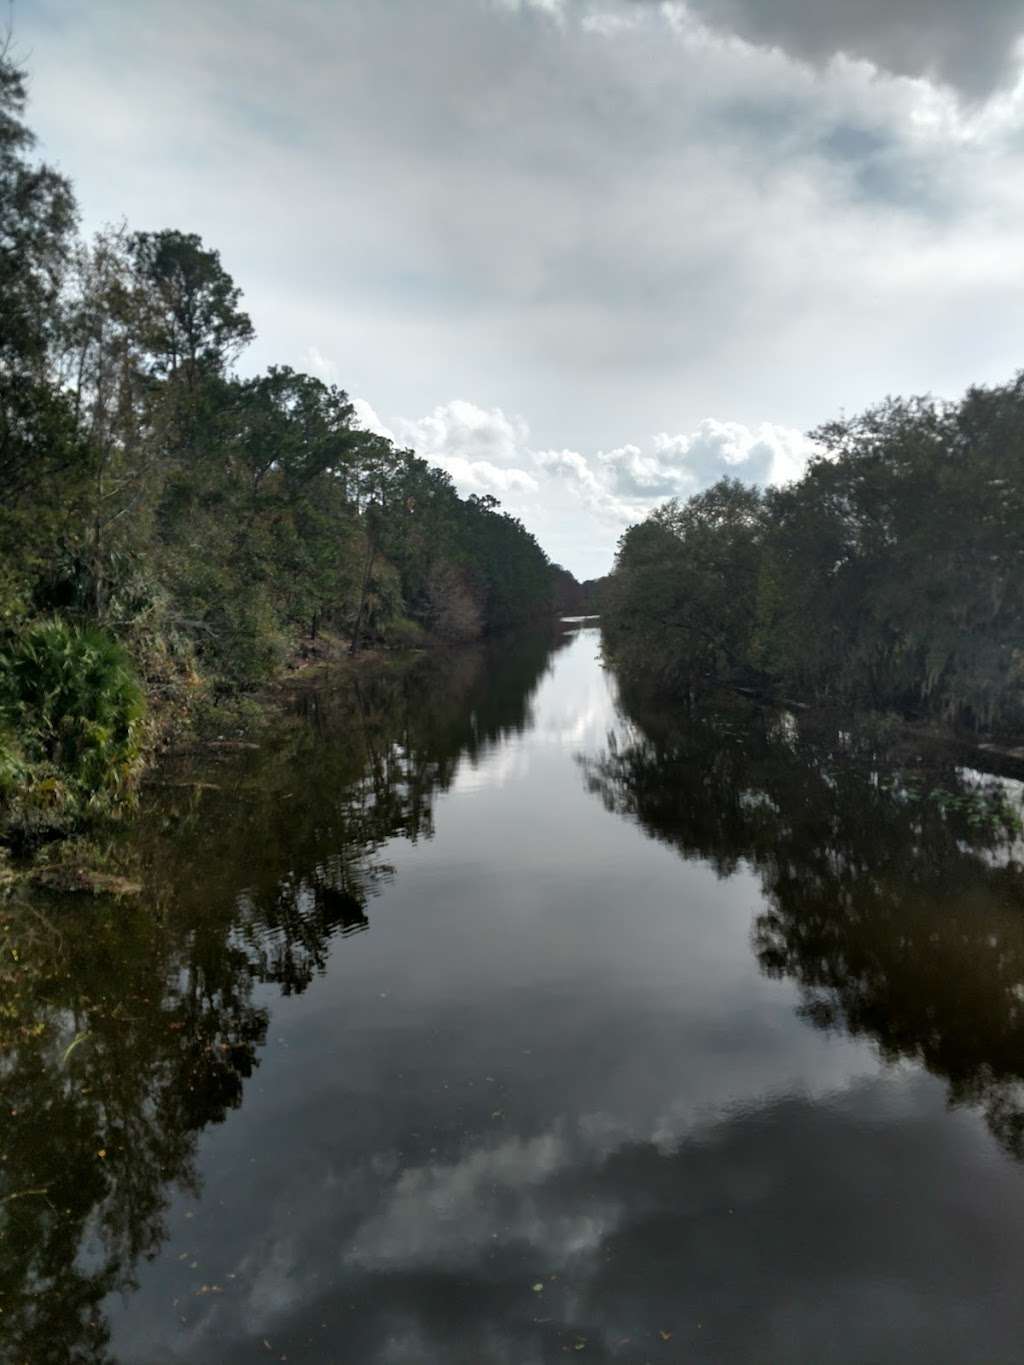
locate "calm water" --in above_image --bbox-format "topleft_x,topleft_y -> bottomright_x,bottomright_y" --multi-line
6,622 -> 1024,1363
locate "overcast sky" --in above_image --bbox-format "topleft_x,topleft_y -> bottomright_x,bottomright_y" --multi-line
18,0 -> 1024,576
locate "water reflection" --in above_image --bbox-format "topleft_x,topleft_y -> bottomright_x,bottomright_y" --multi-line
0,894 -> 269,1363
7,626 -> 1024,1364
584,679 -> 1024,1158
0,629 -> 571,1364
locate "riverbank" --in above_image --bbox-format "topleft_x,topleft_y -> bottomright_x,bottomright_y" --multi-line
0,627 -> 434,890
613,666 -> 1024,803
11,610 -> 1021,897
0,620 -> 580,892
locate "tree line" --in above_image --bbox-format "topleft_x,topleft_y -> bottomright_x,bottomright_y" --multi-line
604,379 -> 1024,734
0,50 -> 582,840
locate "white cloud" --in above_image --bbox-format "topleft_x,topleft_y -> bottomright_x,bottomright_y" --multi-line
393,400 -> 540,496
350,396 -> 397,443
23,0 -> 1024,575
433,455 -> 541,495
649,418 -> 818,489
533,445 -> 637,526
304,345 -> 338,384
532,418 -> 819,535
372,396 -> 819,571
397,400 -> 530,468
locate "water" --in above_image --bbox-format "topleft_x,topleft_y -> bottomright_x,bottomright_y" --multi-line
6,622 -> 1024,1363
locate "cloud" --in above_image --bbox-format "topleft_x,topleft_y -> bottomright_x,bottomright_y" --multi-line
496,0 -> 568,14
397,400 -> 530,468
21,0 -> 1024,573
649,0 -> 1024,99
432,455 -> 541,496
394,400 -> 540,496
649,418 -> 817,488
581,10 -> 640,37
350,396 -> 397,444
369,393 -> 819,568
304,345 -> 338,385
534,418 -> 818,529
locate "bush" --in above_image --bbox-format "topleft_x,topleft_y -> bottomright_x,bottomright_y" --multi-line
384,617 -> 427,649
208,599 -> 287,691
0,727 -> 29,801
0,619 -> 146,815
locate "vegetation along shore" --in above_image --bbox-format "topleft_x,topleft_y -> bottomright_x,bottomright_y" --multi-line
3,42 -> 1021,866
0,52 -> 598,857
603,380 -> 1024,738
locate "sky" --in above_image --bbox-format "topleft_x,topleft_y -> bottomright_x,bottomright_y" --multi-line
17,0 -> 1024,577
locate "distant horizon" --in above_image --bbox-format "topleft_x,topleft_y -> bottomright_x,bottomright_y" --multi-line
17,0 -> 1024,577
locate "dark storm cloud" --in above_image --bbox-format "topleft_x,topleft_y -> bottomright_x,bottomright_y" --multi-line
646,0 -> 1024,97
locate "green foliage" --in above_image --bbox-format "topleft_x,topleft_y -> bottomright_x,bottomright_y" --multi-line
605,480 -> 766,692
424,560 -> 482,641
0,726 -> 29,801
0,47 -> 577,840
169,552 -> 287,691
605,377 -> 1024,734
189,692 -> 268,740
457,493 -> 555,632
128,228 -> 255,381
0,53 -> 76,373
384,616 -> 428,649
0,620 -> 145,833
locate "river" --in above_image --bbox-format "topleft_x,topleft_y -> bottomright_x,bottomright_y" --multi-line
5,621 -> 1024,1363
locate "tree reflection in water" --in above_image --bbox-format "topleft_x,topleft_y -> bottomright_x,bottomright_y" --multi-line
582,680 -> 1024,1160
0,628 -> 571,1364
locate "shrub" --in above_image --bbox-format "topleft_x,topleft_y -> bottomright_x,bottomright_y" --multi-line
0,619 -> 146,813
0,727 -> 28,801
384,617 -> 427,649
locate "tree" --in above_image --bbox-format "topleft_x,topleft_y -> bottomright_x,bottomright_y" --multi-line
605,479 -> 765,694
127,230 -> 254,382
604,376 -> 1024,733
53,227 -> 156,617
0,43 -> 570,835
0,46 -> 81,515
0,45 -> 77,373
